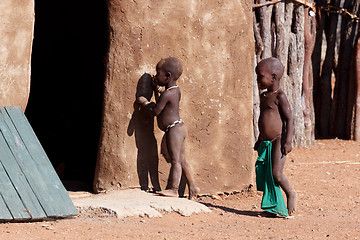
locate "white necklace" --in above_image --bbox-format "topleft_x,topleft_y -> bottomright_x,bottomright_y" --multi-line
166,85 -> 179,91
263,88 -> 280,97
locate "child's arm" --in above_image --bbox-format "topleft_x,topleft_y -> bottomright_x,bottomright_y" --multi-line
137,92 -> 170,116
151,77 -> 164,102
278,91 -> 293,155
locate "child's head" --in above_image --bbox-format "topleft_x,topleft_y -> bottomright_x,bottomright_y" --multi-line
255,57 -> 284,90
155,57 -> 183,86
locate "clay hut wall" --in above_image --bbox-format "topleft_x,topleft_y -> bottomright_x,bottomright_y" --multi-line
0,1 -> 34,110
94,0 -> 255,194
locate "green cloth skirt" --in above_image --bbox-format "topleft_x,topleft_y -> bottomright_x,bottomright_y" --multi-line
255,140 -> 288,216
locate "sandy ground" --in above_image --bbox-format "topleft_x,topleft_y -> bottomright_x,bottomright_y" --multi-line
1,139 -> 359,240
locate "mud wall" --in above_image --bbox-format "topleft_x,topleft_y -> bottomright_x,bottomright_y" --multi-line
95,0 -> 254,194
0,1 -> 34,110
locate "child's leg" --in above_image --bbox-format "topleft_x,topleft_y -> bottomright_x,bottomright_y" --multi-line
158,125 -> 199,199
161,134 -> 171,163
157,127 -> 185,198
272,138 -> 297,215
178,136 -> 200,200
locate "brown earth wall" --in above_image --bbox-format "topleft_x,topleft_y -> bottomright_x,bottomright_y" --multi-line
0,1 -> 34,110
94,0 -> 255,194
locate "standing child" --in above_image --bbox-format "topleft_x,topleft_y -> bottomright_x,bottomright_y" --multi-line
137,57 -> 200,200
254,57 -> 297,216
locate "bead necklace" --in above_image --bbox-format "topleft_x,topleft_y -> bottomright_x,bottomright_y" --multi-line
263,87 -> 280,97
166,85 -> 178,91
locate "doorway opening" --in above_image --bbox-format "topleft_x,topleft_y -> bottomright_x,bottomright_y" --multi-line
25,1 -> 109,191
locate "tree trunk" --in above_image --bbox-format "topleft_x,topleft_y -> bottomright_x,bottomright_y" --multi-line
354,28 -> 360,141
319,0 -> 340,138
303,2 -> 316,145
254,14 -> 263,62
334,0 -> 360,139
258,0 -> 274,59
292,5 -> 306,147
253,14 -> 262,143
312,1 -> 326,138
253,57 -> 260,143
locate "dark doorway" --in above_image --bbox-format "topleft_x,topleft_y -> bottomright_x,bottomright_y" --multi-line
25,1 -> 108,191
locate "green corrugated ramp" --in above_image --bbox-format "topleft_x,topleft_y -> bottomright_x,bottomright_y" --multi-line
0,106 -> 78,221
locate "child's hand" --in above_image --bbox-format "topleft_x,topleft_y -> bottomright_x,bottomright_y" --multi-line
151,76 -> 164,93
282,142 -> 292,155
137,96 -> 149,106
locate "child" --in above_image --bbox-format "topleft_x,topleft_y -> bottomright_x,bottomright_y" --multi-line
254,57 -> 297,216
137,57 -> 200,200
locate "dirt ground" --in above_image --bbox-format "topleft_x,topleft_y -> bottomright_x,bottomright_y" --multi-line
1,139 -> 359,240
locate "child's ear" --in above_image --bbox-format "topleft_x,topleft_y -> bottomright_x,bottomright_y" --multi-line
165,72 -> 171,80
272,73 -> 277,81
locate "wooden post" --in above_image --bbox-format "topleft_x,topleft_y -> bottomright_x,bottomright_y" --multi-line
303,2 -> 316,145
354,28 -> 360,141
334,0 -> 360,139
319,0 -> 340,138
258,0 -> 274,59
312,1 -> 326,139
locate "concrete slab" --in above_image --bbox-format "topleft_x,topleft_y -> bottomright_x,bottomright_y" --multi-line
70,189 -> 211,218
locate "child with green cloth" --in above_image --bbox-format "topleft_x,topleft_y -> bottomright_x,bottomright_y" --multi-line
254,57 -> 297,216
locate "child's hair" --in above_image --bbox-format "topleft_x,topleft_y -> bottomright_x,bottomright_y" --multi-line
258,57 -> 284,80
157,57 -> 183,80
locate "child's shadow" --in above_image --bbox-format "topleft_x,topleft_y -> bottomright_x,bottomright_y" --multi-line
201,202 -> 279,218
127,73 -> 161,191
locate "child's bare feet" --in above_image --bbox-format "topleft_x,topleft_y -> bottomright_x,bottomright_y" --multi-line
157,188 -> 179,198
189,187 -> 200,201
287,192 -> 297,215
